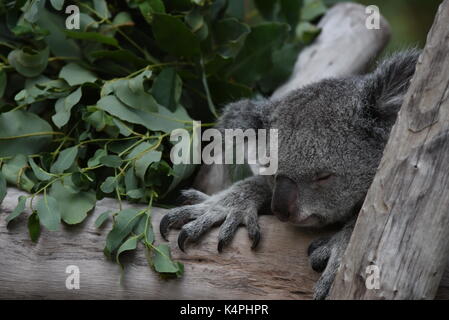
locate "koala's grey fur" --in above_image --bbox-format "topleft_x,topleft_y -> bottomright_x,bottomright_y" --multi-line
160,49 -> 420,299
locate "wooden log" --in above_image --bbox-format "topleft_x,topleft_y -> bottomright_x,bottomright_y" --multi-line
329,0 -> 449,300
194,2 -> 391,195
0,187 -> 328,299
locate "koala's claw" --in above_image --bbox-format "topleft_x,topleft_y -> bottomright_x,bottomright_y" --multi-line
308,237 -> 332,272
160,187 -> 262,253
217,239 -> 225,253
250,230 -> 261,249
310,245 -> 330,272
159,215 -> 171,241
159,204 -> 204,241
177,229 -> 189,252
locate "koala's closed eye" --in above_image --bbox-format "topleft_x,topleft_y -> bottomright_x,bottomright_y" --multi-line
314,173 -> 333,185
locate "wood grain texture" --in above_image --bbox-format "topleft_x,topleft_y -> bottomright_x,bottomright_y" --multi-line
194,2 -> 391,195
0,187 -> 330,299
329,0 -> 449,300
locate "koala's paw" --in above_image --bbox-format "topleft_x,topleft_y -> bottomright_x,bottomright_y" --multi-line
160,188 -> 261,252
308,232 -> 350,300
308,236 -> 331,272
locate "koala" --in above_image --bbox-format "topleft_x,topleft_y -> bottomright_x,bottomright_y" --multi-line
159,49 -> 420,299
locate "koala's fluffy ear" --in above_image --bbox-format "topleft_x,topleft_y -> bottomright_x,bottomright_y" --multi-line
217,99 -> 273,131
364,49 -> 420,122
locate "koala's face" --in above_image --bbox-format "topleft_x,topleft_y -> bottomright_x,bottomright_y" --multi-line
269,79 -> 388,227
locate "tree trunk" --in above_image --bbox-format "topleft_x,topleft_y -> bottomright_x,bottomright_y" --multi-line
329,0 -> 449,300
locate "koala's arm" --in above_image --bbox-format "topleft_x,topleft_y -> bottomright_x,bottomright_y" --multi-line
160,99 -> 274,251
308,218 -> 356,300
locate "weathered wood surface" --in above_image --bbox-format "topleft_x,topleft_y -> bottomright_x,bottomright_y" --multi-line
194,2 -> 391,195
329,0 -> 449,300
0,187 -> 328,299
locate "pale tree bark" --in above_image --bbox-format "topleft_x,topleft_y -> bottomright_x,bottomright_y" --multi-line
329,0 -> 449,300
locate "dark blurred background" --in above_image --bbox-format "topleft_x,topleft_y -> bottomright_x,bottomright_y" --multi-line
356,0 -> 442,52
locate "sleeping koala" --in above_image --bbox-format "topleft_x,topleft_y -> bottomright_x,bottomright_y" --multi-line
159,49 -> 420,299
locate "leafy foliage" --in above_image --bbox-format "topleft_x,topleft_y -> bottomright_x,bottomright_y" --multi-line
0,0 -> 325,276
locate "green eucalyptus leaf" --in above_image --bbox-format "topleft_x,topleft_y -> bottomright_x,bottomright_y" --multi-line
93,0 -> 111,19
8,46 -> 49,77
6,196 -> 27,226
28,211 -> 41,242
36,193 -> 61,231
280,0 -> 302,27
52,87 -> 82,128
152,13 -> 200,58
135,150 -> 162,181
100,176 -> 119,193
65,31 -> 119,47
14,76 -> 70,105
213,18 -> 250,59
152,68 -> 182,112
126,188 -> 145,199
1,154 -> 34,192
37,8 -> 81,58
185,7 -> 204,32
96,95 -> 192,133
226,23 -> 290,84
301,0 -> 326,21
59,63 -> 97,86
88,149 -> 108,167
0,69 -> 7,98
95,210 -> 112,228
0,171 -> 6,204
113,12 -> 133,26
23,0 -> 45,23
29,158 -> 53,181
128,70 -> 152,93
113,79 -> 158,112
124,167 -> 138,192
112,118 -> 133,137
104,208 -> 142,257
51,146 -> 78,173
50,0 -> 64,10
116,235 -> 139,266
152,244 -> 181,273
100,155 -> 123,168
49,180 -> 96,224
139,0 -> 165,24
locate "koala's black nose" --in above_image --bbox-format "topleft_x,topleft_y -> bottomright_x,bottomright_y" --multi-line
271,176 -> 298,222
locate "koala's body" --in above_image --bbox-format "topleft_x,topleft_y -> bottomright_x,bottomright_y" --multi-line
160,49 -> 420,299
